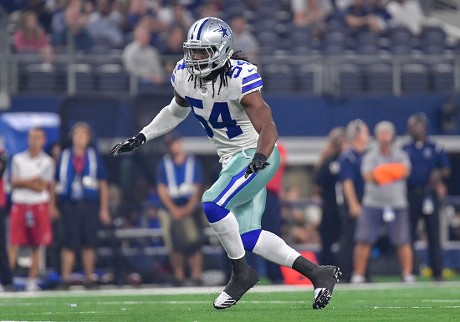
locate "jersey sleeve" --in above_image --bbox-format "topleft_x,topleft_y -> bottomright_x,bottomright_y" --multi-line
170,60 -> 187,97
235,61 -> 263,101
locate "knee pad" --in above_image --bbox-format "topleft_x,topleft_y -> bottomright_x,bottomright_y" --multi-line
202,202 -> 229,223
240,229 -> 262,252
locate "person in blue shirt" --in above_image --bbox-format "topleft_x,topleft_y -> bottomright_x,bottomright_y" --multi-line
54,122 -> 111,289
337,119 -> 369,282
403,113 -> 451,281
156,132 -> 204,286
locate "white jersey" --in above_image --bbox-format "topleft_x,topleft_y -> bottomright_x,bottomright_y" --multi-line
10,151 -> 55,204
172,58 -> 262,162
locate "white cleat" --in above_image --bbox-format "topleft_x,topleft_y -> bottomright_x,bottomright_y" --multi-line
213,291 -> 237,309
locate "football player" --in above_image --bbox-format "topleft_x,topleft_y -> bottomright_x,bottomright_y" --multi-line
110,17 -> 340,309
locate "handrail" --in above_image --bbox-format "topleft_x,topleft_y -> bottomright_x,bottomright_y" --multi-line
1,52 -> 459,96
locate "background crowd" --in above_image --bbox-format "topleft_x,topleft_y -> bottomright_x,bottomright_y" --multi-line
0,0 -> 460,291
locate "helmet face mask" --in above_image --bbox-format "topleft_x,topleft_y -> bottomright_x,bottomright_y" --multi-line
183,17 -> 234,78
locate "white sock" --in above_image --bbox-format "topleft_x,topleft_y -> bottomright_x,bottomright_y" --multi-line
252,230 -> 300,267
209,211 -> 245,259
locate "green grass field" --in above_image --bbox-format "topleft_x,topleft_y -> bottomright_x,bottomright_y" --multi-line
1,282 -> 459,322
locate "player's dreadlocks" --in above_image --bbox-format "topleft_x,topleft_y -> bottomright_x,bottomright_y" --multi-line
187,51 -> 252,98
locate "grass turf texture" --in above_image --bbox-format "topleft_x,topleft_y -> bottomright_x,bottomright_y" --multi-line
0,283 -> 459,321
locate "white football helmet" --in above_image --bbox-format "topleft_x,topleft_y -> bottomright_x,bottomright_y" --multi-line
183,17 -> 234,77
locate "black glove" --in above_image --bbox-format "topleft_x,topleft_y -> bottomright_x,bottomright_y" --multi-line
244,152 -> 270,178
109,133 -> 146,156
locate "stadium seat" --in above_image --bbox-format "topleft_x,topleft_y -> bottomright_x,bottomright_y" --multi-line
401,64 -> 429,93
421,26 -> 447,47
338,64 -> 363,95
290,26 -> 311,48
261,63 -> 295,92
96,64 -> 129,93
74,64 -> 94,93
423,45 -> 445,55
326,18 -> 346,32
432,63 -> 454,93
389,26 -> 413,46
365,64 -> 393,93
296,64 -> 316,94
357,32 -> 378,47
323,45 -> 344,56
357,45 -> 379,56
26,63 -> 57,93
324,31 -> 347,47
256,31 -> 278,48
391,44 -> 412,55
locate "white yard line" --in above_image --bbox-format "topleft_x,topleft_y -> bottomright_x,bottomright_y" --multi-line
0,281 -> 459,299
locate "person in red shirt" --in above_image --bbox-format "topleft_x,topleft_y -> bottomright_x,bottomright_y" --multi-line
13,11 -> 53,61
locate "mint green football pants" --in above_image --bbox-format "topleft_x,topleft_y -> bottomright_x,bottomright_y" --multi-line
202,146 -> 280,234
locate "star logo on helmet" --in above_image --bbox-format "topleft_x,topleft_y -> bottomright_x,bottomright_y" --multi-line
214,24 -> 230,40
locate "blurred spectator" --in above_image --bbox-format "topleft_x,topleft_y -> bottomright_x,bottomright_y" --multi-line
52,0 -> 93,52
28,0 -> 53,33
156,132 -> 204,286
13,11 -> 53,61
126,0 -> 155,32
344,0 -> 382,35
403,113 -> 451,281
313,127 -> 347,266
50,0 -> 68,36
281,186 -> 320,245
157,3 -> 193,30
291,0 -> 332,36
54,122 -> 110,289
352,121 -> 414,283
82,0 -> 96,16
196,0 -> 223,19
369,0 -> 392,32
333,0 -> 352,11
8,128 -> 55,291
258,143 -> 287,284
0,149 -> 13,292
122,24 -> 164,87
87,0 -> 124,48
158,25 -> 186,73
386,0 -> 425,35
230,15 -> 259,63
337,119 -> 369,282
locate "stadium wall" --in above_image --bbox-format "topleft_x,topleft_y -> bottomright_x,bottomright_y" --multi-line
6,93 -> 460,138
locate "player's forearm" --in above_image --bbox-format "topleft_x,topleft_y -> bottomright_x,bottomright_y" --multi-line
140,97 -> 190,142
256,120 -> 278,158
